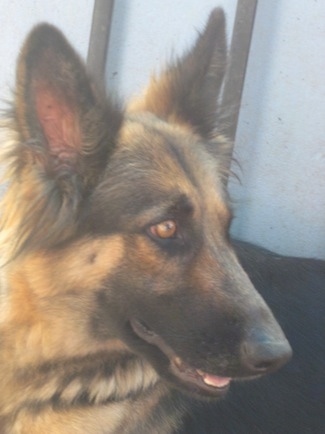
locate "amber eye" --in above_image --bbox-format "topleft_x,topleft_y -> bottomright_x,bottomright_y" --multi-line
149,220 -> 177,240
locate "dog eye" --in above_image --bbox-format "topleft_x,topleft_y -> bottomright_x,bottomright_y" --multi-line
149,220 -> 177,240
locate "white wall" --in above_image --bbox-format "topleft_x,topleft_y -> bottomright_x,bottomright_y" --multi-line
228,0 -> 325,259
0,1 -> 324,259
0,0 -> 94,101
105,0 -> 237,99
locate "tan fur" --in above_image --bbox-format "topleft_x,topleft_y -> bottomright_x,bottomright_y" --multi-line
128,74 -> 195,132
10,389 -> 163,434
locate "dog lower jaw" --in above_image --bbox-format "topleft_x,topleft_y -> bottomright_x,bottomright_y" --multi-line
130,318 -> 232,397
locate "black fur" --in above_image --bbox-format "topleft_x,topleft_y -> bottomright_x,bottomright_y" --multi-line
182,240 -> 325,433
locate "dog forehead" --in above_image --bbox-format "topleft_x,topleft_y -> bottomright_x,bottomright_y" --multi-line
86,113 -> 230,231
94,114 -> 230,222
115,114 -> 223,186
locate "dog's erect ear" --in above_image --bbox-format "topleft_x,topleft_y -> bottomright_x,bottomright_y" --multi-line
2,24 -> 122,254
129,8 -> 227,138
15,23 -> 122,186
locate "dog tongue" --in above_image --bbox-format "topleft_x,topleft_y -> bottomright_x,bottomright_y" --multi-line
201,373 -> 231,388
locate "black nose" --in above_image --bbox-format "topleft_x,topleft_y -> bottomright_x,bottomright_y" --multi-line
240,332 -> 292,374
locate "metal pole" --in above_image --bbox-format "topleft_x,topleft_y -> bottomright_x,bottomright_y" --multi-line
220,0 -> 258,145
87,0 -> 115,90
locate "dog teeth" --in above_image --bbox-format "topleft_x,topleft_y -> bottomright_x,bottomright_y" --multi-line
176,362 -> 231,389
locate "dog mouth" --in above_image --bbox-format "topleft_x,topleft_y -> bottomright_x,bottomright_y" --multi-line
130,318 -> 231,396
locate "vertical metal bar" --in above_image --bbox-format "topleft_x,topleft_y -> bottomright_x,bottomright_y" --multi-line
87,0 -> 257,139
87,0 -> 115,90
220,0 -> 258,144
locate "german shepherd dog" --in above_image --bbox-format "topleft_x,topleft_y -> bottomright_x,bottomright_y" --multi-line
0,9 -> 292,433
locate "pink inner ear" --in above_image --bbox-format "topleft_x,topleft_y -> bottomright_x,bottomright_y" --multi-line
35,84 -> 81,171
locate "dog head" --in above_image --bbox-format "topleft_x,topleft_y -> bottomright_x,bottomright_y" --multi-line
2,8 -> 291,399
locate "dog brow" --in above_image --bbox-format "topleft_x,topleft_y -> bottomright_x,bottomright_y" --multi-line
165,139 -> 199,189
134,193 -> 195,226
167,193 -> 194,215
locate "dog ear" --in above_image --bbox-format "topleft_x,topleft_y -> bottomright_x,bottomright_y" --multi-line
15,23 -> 122,188
129,8 -> 227,139
2,24 -> 122,254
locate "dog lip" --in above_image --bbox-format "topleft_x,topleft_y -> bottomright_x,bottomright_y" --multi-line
130,318 -> 177,360
171,356 -> 231,392
130,318 -> 232,393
